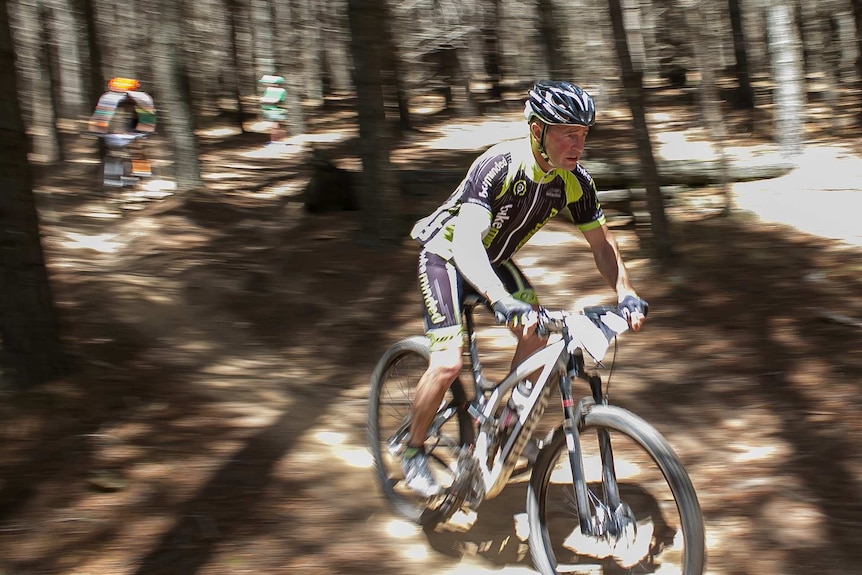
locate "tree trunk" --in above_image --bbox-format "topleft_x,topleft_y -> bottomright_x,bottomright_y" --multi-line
299,0 -> 323,107
320,0 -> 352,95
727,0 -> 755,108
482,0 -> 503,100
853,0 -> 862,124
346,0 -> 399,246
225,0 -> 249,133
250,0 -> 275,83
153,0 -> 204,190
9,0 -> 60,163
50,0 -> 87,119
537,0 -> 570,79
73,0 -> 105,109
38,3 -> 64,163
379,0 -> 411,133
273,0 -> 305,136
685,0 -> 733,214
766,0 -> 805,160
0,0 -> 66,388
607,0 -> 672,259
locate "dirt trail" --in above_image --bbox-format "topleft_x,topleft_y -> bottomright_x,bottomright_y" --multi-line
1,125 -> 861,574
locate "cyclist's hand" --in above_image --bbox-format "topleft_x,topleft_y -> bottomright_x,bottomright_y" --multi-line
618,294 -> 648,332
491,295 -> 534,328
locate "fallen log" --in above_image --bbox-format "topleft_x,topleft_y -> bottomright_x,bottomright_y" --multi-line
398,156 -> 794,192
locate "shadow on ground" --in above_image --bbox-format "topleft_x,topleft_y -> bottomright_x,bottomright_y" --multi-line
1,114 -> 862,574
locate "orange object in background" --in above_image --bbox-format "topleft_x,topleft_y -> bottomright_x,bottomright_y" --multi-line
108,77 -> 140,92
130,159 -> 152,176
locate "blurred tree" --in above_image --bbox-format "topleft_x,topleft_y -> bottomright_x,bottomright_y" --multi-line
394,0 -> 481,116
379,0 -> 411,133
152,0 -> 204,190
37,2 -> 65,163
272,0 -> 305,136
320,0 -> 352,95
71,0 -> 105,108
727,0 -> 755,109
766,0 -> 804,160
347,0 -> 399,245
608,0 -> 672,259
299,0 -> 323,107
224,0 -> 252,133
481,0 -> 503,100
8,0 -> 61,163
250,0 -> 275,84
0,0 -> 66,388
537,0 -> 571,79
685,0 -> 733,214
799,3 -> 841,134
653,0 -> 690,87
854,0 -> 862,116
46,0 -> 86,120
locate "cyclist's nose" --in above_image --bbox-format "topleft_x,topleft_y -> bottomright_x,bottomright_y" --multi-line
571,136 -> 586,153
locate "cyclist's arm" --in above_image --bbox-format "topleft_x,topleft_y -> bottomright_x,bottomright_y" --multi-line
452,203 -> 509,303
582,223 -> 639,303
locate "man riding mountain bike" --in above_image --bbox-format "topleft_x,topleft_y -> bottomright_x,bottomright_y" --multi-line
404,80 -> 649,497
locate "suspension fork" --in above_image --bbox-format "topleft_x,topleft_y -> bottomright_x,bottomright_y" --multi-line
588,373 -> 622,512
558,371 -> 594,535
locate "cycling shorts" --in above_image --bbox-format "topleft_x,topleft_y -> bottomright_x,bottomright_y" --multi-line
417,247 -> 539,352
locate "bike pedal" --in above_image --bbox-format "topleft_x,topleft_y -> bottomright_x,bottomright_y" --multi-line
522,438 -> 540,464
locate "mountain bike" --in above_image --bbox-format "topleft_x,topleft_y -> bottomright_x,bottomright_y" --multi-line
367,295 -> 706,574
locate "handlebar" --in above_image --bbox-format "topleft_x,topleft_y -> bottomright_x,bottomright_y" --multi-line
535,305 -> 630,362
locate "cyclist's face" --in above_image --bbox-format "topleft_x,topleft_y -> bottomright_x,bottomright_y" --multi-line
533,123 -> 589,171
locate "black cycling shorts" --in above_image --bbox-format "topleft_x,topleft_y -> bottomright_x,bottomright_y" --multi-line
417,247 -> 539,351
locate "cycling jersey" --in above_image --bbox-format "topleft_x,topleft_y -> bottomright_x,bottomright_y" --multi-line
410,136 -> 605,264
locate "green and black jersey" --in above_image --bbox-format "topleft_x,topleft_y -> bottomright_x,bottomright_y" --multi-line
410,137 -> 606,264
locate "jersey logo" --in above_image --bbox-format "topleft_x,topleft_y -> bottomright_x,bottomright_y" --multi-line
481,158 -> 508,198
514,179 -> 527,196
491,203 -> 514,229
545,187 -> 561,198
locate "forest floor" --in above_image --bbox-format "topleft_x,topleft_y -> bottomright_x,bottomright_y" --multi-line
2,98 -> 862,575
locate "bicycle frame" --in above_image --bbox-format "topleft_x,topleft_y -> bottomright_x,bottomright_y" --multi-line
457,298 -> 625,535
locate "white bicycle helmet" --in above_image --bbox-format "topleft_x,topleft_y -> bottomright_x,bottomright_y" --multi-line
524,80 -> 595,126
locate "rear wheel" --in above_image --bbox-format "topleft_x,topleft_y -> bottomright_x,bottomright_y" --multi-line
367,336 -> 474,525
527,404 -> 705,574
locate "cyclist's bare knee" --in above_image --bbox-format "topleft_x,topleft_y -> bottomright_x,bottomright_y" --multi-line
427,346 -> 463,384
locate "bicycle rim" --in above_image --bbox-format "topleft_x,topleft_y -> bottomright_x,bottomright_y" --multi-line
527,404 -> 705,575
367,336 -> 473,525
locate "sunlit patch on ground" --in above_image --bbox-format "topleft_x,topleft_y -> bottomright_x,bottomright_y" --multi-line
419,119 -> 528,151
385,518 -> 421,539
241,130 -> 351,159
400,543 -> 430,561
60,232 -> 123,253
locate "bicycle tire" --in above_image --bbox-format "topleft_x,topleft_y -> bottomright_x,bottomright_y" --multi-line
367,336 -> 474,525
527,403 -> 706,575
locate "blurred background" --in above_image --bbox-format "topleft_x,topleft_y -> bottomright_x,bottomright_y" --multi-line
1,0 -> 862,574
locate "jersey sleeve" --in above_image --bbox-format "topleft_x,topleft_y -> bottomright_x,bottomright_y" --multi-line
568,164 -> 606,231
460,150 -> 511,213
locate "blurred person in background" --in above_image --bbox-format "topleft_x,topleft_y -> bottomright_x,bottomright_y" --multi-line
403,80 -> 650,497
259,75 -> 288,145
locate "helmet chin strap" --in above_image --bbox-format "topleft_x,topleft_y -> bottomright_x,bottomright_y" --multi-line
532,121 -> 558,170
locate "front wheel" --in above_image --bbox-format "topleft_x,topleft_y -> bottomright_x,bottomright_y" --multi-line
527,404 -> 705,574
367,336 -> 474,525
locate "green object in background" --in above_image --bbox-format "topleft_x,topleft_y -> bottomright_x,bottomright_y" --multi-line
260,75 -> 287,122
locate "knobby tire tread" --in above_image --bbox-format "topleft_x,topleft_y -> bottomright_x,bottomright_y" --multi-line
527,403 -> 706,575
